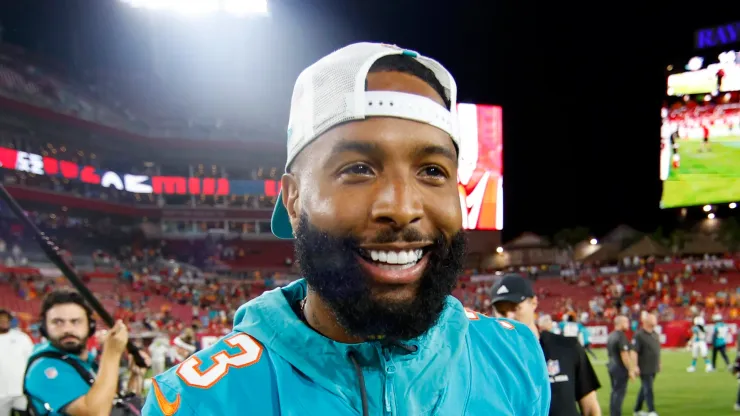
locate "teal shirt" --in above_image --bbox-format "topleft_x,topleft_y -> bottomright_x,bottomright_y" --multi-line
24,342 -> 98,415
713,322 -> 729,347
144,279 -> 551,415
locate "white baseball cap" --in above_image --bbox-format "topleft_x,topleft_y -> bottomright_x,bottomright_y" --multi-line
271,42 -> 460,239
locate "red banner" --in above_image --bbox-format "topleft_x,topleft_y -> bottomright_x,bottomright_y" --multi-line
4,185 -> 270,219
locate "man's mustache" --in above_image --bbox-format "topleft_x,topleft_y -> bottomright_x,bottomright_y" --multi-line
60,334 -> 81,342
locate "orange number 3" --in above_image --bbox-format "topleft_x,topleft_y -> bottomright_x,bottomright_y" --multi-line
465,308 -> 481,320
176,333 -> 263,388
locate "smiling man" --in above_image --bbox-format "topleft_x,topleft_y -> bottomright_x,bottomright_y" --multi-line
144,42 -> 550,416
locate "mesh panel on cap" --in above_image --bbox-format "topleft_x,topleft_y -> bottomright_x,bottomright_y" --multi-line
285,42 -> 457,169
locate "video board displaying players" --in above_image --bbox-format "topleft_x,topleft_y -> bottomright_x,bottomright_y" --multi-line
456,103 -> 503,230
660,50 -> 740,208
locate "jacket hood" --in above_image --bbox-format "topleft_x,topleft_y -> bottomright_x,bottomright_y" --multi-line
232,279 -> 469,412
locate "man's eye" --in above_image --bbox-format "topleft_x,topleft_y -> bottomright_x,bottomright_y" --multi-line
341,164 -> 373,176
420,166 -> 447,178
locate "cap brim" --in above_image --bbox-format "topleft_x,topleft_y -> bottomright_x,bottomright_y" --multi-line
271,190 -> 294,239
492,294 -> 527,305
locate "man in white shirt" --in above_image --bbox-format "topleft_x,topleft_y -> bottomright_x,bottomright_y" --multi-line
148,336 -> 170,377
0,309 -> 34,416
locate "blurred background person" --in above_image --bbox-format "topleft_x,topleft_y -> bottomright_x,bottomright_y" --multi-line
606,315 -> 637,416
710,313 -> 730,371
688,312 -> 712,373
171,327 -> 197,364
148,336 -> 170,378
537,314 -> 558,334
0,309 -> 34,416
631,312 -> 661,416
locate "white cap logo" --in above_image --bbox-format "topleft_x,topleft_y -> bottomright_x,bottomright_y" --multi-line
496,285 -> 509,295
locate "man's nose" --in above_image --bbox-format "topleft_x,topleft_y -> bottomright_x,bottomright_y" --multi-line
370,178 -> 423,229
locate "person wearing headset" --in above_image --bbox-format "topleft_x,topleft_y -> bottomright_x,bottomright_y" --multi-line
23,289 -> 130,416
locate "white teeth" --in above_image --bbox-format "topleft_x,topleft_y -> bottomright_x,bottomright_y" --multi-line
366,249 -> 424,265
397,251 -> 409,264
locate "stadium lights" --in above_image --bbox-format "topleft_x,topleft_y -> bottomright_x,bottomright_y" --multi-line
686,56 -> 704,71
708,213 -> 716,220
703,205 -> 712,212
589,238 -> 598,245
496,247 -> 504,254
118,0 -> 269,17
731,202 -> 737,209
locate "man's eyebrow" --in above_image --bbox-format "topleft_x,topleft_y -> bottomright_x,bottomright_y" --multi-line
414,145 -> 457,163
326,141 -> 457,165
327,140 -> 384,160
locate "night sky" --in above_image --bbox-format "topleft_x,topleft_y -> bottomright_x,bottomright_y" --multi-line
0,0 -> 736,241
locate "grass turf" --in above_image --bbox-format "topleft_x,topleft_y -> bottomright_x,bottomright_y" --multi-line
590,348 -> 739,415
661,136 -> 740,208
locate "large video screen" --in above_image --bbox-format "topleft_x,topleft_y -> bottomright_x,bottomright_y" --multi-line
660,98 -> 740,208
661,49 -> 740,208
457,103 -> 503,230
667,51 -> 740,96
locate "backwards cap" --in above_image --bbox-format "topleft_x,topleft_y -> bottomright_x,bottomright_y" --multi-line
271,42 -> 460,239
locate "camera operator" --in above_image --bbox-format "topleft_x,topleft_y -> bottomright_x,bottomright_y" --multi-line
23,289 -> 132,416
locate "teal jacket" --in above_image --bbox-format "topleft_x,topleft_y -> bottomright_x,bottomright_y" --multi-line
24,343 -> 98,415
144,279 -> 551,415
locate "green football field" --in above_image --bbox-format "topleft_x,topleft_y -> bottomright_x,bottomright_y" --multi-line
590,348 -> 739,415
661,136 -> 740,208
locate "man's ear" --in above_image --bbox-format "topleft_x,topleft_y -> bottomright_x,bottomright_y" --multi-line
532,296 -> 538,312
281,173 -> 300,234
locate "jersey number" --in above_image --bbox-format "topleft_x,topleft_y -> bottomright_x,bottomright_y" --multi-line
465,308 -> 481,320
176,333 -> 263,388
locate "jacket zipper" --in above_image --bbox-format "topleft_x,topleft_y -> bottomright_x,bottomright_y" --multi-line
379,347 -> 397,416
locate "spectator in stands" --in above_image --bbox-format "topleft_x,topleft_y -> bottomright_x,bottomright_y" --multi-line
145,43 -> 550,415
0,308 -> 34,416
24,290 -> 131,415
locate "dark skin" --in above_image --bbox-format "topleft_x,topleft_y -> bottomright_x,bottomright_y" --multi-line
281,71 -> 462,343
0,313 -> 10,333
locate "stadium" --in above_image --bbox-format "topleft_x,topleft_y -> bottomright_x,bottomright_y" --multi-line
0,1 -> 739,416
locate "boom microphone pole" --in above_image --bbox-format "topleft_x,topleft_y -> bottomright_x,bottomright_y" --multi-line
0,185 -> 149,368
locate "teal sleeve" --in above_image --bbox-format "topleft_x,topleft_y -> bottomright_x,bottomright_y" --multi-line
524,327 -> 551,416
25,358 -> 90,414
142,378 -> 198,416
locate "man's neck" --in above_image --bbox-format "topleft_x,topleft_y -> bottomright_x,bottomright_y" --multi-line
303,290 -> 363,344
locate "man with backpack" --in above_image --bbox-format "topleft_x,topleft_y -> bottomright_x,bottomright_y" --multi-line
23,289 -> 140,415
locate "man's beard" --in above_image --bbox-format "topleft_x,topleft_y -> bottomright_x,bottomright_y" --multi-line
50,334 -> 87,355
294,213 -> 466,341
